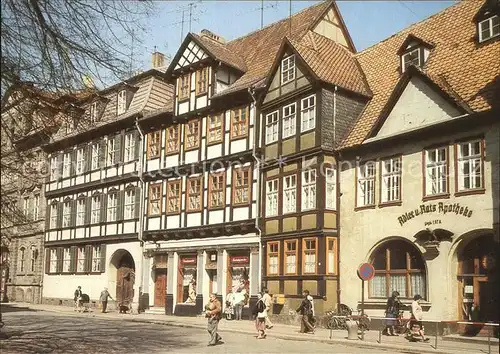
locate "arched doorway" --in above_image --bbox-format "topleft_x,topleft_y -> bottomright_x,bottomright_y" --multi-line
457,234 -> 499,324
110,250 -> 136,308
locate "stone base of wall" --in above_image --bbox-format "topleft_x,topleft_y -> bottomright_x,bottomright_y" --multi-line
42,297 -> 119,311
6,285 -> 42,304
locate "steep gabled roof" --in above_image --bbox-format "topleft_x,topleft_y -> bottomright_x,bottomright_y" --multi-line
342,0 -> 500,148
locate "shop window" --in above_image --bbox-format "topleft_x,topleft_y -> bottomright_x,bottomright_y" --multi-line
178,256 -> 197,304
326,237 -> 337,275
147,131 -> 161,159
187,176 -> 202,212
456,139 -> 483,192
267,242 -> 280,276
233,166 -> 251,205
228,255 -> 250,294
209,172 -> 225,209
302,238 -> 317,274
207,114 -> 223,144
166,125 -> 180,154
284,240 -> 298,275
185,119 -> 200,151
148,183 -> 162,216
167,180 -> 181,214
231,106 -> 248,139
380,157 -> 401,203
370,240 -> 426,299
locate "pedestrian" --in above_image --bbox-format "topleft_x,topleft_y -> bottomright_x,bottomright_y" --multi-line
205,293 -> 223,346
100,287 -> 113,313
296,290 -> 315,334
262,288 -> 274,329
225,289 -> 234,320
411,294 -> 429,342
384,291 -> 401,336
307,294 -> 316,328
233,288 -> 246,321
74,286 -> 82,312
253,293 -> 267,339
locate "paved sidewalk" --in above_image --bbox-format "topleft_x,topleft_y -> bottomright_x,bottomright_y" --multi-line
3,303 -> 498,354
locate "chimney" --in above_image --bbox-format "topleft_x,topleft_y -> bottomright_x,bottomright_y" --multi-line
200,29 -> 226,44
152,51 -> 165,69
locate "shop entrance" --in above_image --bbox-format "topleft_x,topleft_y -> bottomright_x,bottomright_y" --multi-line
154,269 -> 167,307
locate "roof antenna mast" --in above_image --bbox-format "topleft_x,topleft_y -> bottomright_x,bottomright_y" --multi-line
289,0 -> 292,35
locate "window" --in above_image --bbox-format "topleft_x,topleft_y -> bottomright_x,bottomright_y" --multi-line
19,247 -> 25,273
207,114 -> 223,144
282,103 -> 296,139
76,198 -> 85,226
148,131 -> 161,159
357,162 -> 376,207
63,152 -> 71,178
326,237 -> 337,275
265,111 -> 278,144
91,142 -> 100,170
117,90 -> 127,115
50,156 -> 58,180
30,246 -> 37,272
50,203 -> 58,229
76,147 -> 85,174
457,140 -> 483,191
166,125 -> 180,153
301,169 -> 316,211
284,240 -> 297,275
303,238 -> 317,274
33,194 -> 40,220
49,249 -> 57,273
178,74 -> 190,100
381,157 -> 401,203
185,119 -> 200,150
148,183 -> 162,216
62,200 -> 71,228
91,195 -> 101,224
233,167 -> 251,205
370,240 -> 426,298
63,248 -> 71,272
326,167 -> 336,210
107,193 -> 117,222
77,247 -> 85,272
166,181 -> 181,214
196,67 -> 209,95
301,95 -> 316,132
425,147 -> 448,196
402,48 -> 420,72
479,15 -> 499,42
124,189 -> 136,219
281,55 -> 295,84
209,173 -> 225,209
107,138 -> 116,166
267,242 -> 280,276
124,133 -> 135,162
283,175 -> 296,214
187,177 -> 202,212
92,246 -> 101,272
231,107 -> 248,139
23,196 -> 30,218
266,179 -> 278,216
90,102 -> 98,123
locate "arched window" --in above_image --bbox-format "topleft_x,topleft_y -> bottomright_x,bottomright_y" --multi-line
370,240 -> 426,299
30,246 -> 37,273
19,247 -> 26,273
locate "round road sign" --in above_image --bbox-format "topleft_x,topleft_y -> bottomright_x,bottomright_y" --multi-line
358,263 -> 375,281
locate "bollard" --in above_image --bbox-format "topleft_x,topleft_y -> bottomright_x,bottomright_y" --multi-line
346,318 -> 359,340
329,327 -> 332,340
435,322 -> 438,349
487,327 -> 491,354
378,328 -> 382,344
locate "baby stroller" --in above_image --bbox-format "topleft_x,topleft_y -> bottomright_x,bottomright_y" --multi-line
224,300 -> 234,320
78,293 -> 92,313
405,319 -> 429,342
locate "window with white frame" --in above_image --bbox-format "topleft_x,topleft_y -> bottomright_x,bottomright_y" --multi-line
23,196 -> 30,218
285,240 -> 297,275
63,248 -> 71,272
91,195 -> 101,224
301,169 -> 316,211
50,203 -> 58,229
124,189 -> 135,219
124,133 -> 135,162
457,140 -> 483,191
265,111 -> 278,144
49,249 -> 58,273
76,198 -> 86,226
357,162 -> 376,207
301,95 -> 316,132
266,179 -> 278,216
91,142 -> 100,170
281,55 -> 295,84
63,200 -> 71,227
77,247 -> 85,272
107,193 -> 117,222
63,152 -> 71,177
282,103 -> 296,139
107,138 -> 116,166
90,102 -> 98,123
402,48 -> 420,72
92,245 -> 101,272
50,156 -> 58,180
33,194 -> 40,220
425,147 -> 447,196
283,175 -> 296,214
326,167 -> 336,210
76,147 -> 85,174
117,90 -> 127,115
381,157 -> 402,203
479,15 -> 499,42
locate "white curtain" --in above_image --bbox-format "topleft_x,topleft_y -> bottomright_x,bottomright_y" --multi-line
411,274 -> 426,298
371,275 -> 386,297
390,275 -> 407,298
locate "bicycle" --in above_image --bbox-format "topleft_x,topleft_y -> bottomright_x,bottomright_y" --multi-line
326,303 -> 352,330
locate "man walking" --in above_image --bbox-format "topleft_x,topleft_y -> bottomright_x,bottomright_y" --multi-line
262,288 -> 273,329
74,286 -> 82,312
205,293 -> 223,346
296,290 -> 315,334
100,287 -> 113,313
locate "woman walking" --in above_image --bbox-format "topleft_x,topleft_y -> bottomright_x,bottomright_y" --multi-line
384,291 -> 402,335
411,294 -> 429,342
254,294 -> 267,339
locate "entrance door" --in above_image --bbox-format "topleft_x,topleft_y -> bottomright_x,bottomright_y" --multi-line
154,269 -> 167,307
116,253 -> 135,306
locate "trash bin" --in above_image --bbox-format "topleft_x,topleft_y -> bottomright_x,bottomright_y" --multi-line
346,318 -> 358,340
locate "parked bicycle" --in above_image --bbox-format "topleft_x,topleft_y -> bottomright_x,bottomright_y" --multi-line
326,304 -> 371,332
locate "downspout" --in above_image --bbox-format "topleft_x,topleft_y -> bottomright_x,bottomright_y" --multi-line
333,86 -> 341,311
135,117 -> 146,310
333,86 -> 337,146
248,87 -> 263,292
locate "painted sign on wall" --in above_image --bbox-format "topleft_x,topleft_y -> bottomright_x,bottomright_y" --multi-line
398,202 -> 473,226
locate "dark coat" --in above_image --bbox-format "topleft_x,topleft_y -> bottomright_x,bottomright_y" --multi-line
296,298 -> 312,316
385,297 -> 402,316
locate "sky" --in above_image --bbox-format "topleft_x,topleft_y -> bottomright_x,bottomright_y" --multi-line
131,0 -> 457,71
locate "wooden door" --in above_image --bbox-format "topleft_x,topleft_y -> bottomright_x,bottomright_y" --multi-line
154,269 -> 167,307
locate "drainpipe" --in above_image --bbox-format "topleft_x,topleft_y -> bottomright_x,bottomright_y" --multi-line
333,85 -> 338,145
333,86 -> 341,311
248,87 -> 263,292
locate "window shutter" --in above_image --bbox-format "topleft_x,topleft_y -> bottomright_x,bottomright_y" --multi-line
45,248 -> 50,274
100,244 -> 106,273
99,140 -> 107,168
126,90 -> 134,109
83,145 -> 89,173
56,247 -> 63,274
100,193 -> 107,223
135,186 -> 141,219
45,203 -> 51,230
57,153 -> 63,179
134,131 -> 140,160
85,196 -> 92,225
69,199 -> 75,227
115,134 -> 123,164
57,202 -> 63,228
85,245 -> 92,272
70,149 -> 77,176
117,190 -> 124,221
70,246 -> 77,273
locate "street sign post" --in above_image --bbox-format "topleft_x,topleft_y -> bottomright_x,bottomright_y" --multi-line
357,263 -> 375,316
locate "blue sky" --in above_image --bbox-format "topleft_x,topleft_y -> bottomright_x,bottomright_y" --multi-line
132,1 -> 456,70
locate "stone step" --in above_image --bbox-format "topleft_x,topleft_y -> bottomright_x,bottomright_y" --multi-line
144,307 -> 165,315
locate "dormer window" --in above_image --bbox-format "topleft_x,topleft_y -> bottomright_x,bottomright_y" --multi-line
281,55 -> 295,84
117,90 -> 127,115
398,35 -> 432,73
402,48 -> 421,72
90,102 -> 98,123
479,15 -> 499,42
